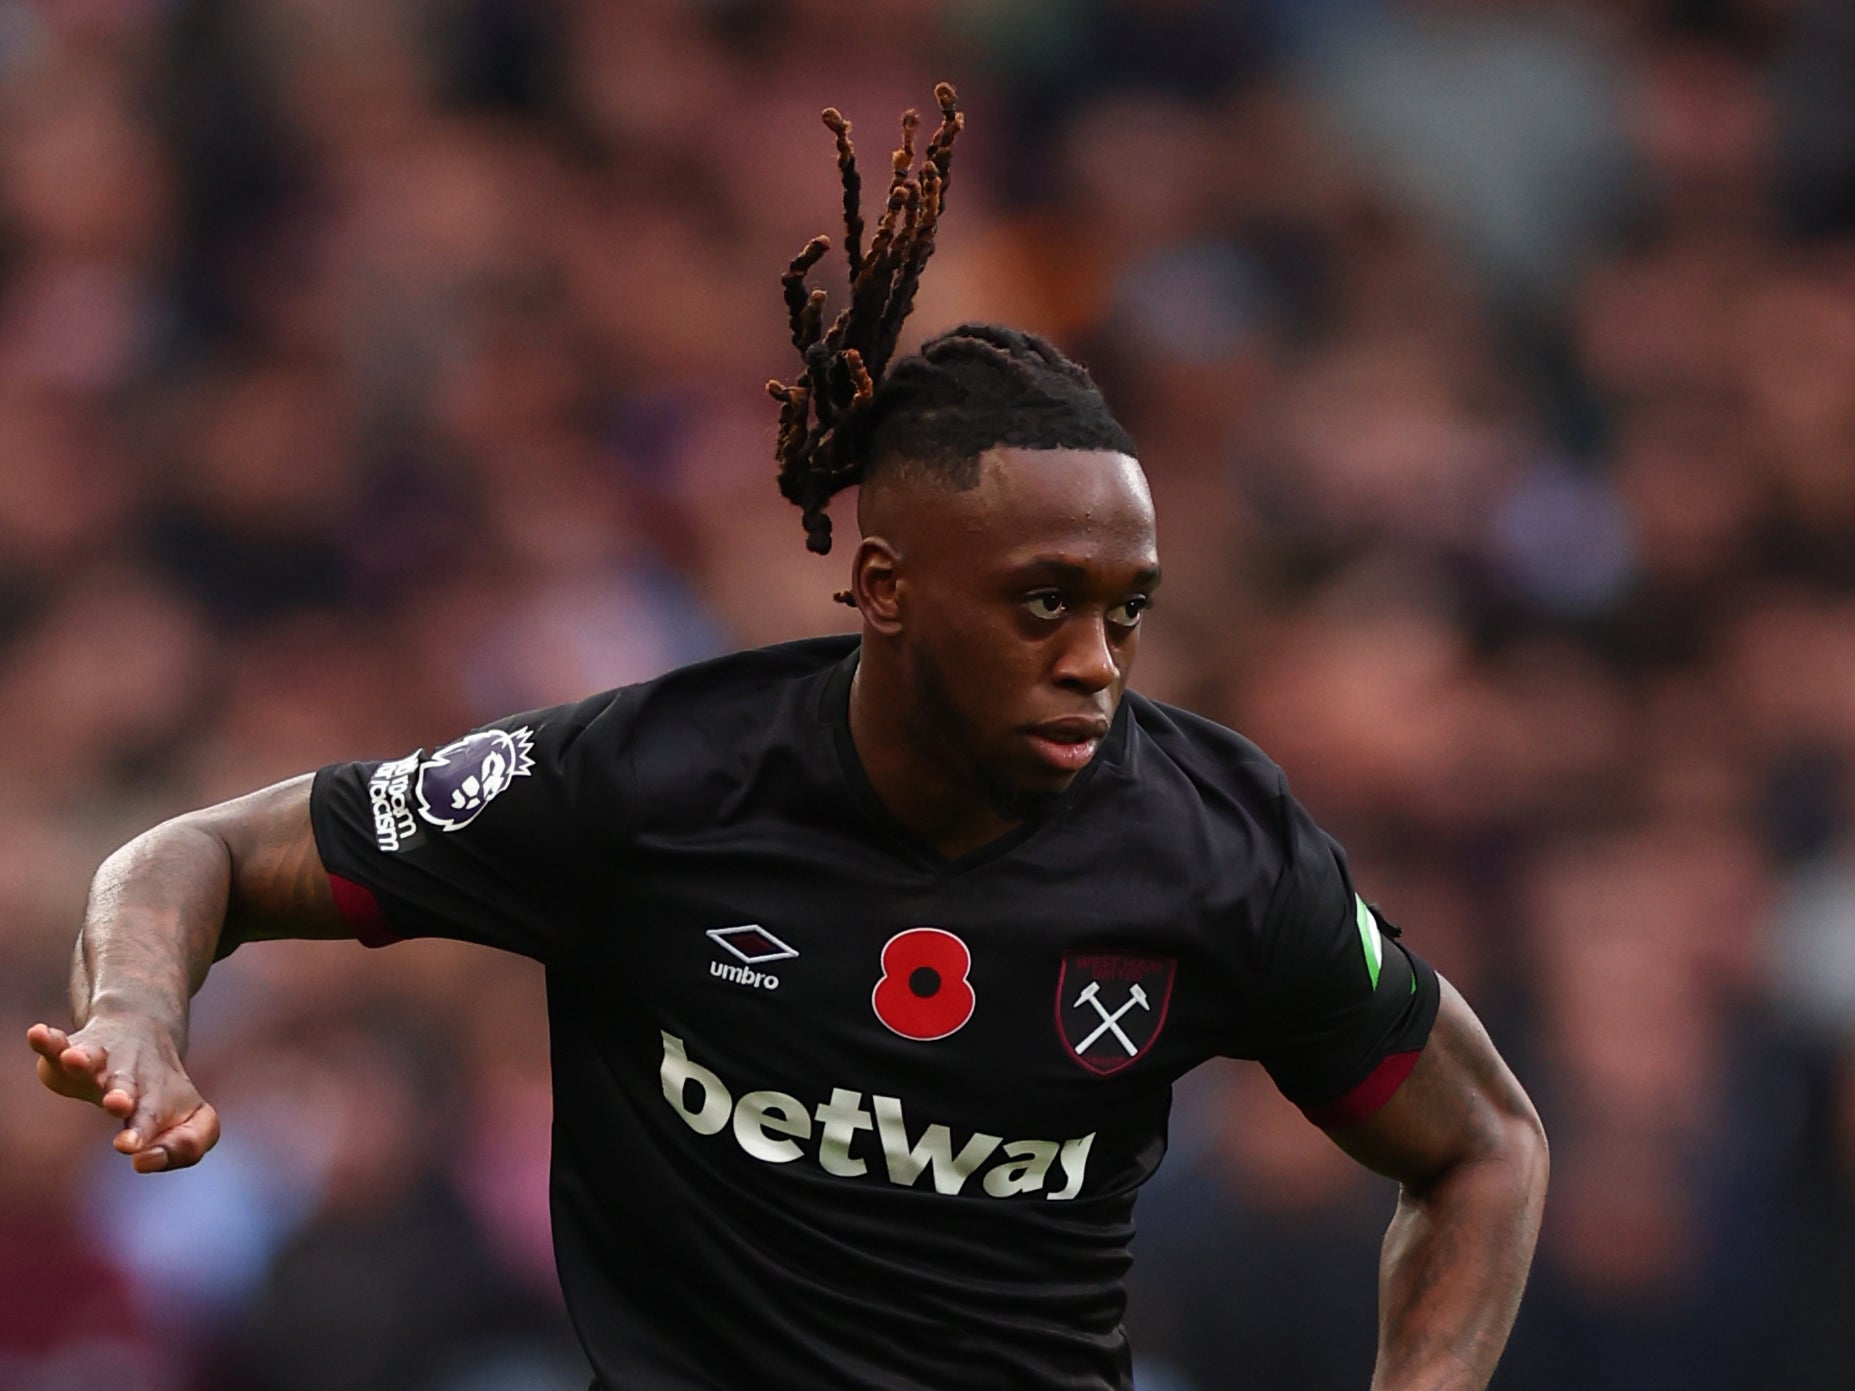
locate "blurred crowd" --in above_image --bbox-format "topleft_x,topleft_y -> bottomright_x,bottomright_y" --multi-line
4,0 -> 1854,1388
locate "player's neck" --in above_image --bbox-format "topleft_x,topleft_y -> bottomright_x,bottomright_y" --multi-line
847,660 -> 1022,861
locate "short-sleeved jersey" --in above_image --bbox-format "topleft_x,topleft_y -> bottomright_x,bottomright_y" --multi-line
297,636 -> 1437,1390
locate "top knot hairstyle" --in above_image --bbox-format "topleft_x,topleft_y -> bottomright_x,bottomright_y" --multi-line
767,82 -> 1135,559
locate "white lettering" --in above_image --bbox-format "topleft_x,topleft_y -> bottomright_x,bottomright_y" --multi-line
368,764 -> 419,852
1048,1132 -> 1096,1201
371,799 -> 399,851
733,1090 -> 810,1162
659,1031 -> 731,1135
813,1088 -> 873,1177
709,962 -> 781,990
655,1034 -> 1092,1200
873,1095 -> 1002,1195
982,1139 -> 1060,1198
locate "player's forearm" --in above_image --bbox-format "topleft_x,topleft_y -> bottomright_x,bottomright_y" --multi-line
1369,1111 -> 1548,1391
74,818 -> 234,1048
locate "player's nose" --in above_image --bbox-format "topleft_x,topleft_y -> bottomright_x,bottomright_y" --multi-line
1051,614 -> 1118,694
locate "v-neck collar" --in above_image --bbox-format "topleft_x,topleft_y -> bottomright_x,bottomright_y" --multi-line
817,645 -> 1118,877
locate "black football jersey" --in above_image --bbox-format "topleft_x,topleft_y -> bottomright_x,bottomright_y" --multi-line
295,635 -> 1437,1390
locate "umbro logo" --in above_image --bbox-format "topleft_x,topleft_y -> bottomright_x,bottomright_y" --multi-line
707,925 -> 798,992
707,925 -> 798,964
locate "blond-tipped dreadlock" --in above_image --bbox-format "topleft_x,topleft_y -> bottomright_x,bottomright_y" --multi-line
769,83 -> 1133,562
769,83 -> 963,556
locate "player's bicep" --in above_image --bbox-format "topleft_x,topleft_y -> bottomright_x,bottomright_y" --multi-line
1323,976 -> 1541,1189
195,775 -> 349,944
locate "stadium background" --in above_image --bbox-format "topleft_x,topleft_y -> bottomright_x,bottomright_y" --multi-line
3,1 -> 1854,1387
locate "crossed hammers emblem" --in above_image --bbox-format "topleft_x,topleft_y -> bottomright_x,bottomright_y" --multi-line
1073,979 -> 1151,1056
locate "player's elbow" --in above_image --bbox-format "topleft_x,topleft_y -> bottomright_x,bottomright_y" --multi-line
1411,1073 -> 1549,1213
1497,1094 -> 1549,1202
1462,1080 -> 1549,1217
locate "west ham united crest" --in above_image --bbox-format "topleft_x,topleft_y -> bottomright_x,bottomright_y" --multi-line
1056,952 -> 1175,1075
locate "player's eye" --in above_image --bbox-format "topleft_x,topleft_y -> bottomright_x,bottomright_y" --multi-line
1024,592 -> 1067,621
1108,596 -> 1150,629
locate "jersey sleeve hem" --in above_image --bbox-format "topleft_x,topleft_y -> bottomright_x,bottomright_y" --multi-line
1263,941 -> 1442,1121
309,762 -> 424,947
327,872 -> 402,948
1299,1047 -> 1423,1129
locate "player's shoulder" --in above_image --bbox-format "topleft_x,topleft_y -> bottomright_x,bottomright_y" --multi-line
1077,692 -> 1312,938
556,634 -> 853,750
1119,688 -> 1288,809
543,635 -> 852,815
629,633 -> 853,718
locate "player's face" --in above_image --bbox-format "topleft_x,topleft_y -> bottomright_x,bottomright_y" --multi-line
896,447 -> 1160,807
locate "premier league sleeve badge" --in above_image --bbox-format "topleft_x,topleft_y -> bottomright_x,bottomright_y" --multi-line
414,727 -> 537,832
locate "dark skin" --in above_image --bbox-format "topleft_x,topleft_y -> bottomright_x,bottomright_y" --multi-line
850,446 -> 1160,858
30,445 -> 1545,1389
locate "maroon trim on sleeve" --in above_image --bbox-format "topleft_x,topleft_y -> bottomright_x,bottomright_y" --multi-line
1301,1048 -> 1422,1130
327,873 -> 401,948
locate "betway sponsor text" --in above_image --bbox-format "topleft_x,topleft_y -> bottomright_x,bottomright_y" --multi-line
659,1032 -> 1094,1200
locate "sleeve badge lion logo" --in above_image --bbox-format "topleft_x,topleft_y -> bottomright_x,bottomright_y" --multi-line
414,727 -> 537,832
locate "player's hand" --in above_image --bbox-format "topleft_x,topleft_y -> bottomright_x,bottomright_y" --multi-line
26,1017 -> 220,1173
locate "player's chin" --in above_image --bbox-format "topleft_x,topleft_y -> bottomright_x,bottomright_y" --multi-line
1000,747 -> 1087,801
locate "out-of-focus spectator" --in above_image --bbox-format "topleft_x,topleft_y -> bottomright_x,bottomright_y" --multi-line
206,1021 -> 580,1391
2,1009 -> 177,1391
9,1 -> 1855,1387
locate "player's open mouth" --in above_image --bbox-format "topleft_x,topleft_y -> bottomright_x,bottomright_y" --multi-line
1025,720 -> 1108,772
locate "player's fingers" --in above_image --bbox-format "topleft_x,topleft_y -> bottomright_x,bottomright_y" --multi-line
100,1070 -> 138,1118
60,1041 -> 109,1083
35,1052 -> 81,1096
28,1028 -> 107,1101
26,1023 -> 70,1061
132,1101 -> 220,1173
116,1072 -> 210,1152
35,1060 -> 111,1104
38,1029 -> 103,1081
114,1077 -> 180,1155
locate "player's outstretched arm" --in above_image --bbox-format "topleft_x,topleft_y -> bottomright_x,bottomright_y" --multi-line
26,775 -> 345,1173
1325,975 -> 1548,1391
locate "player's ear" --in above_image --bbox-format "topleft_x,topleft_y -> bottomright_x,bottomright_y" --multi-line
852,536 -> 904,635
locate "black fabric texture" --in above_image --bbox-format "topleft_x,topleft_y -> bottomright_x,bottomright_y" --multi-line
306,636 -> 1438,1390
